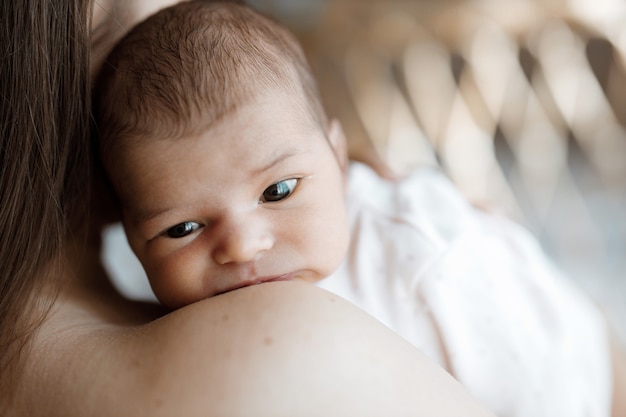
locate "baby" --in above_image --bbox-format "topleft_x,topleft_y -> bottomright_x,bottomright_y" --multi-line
95,0 -> 350,309
94,1 -> 617,416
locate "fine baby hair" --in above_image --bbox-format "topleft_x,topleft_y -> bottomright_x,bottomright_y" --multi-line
94,0 -> 327,164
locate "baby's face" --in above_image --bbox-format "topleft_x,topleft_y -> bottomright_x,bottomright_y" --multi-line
114,91 -> 350,308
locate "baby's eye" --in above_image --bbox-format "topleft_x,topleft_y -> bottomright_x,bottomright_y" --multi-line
164,221 -> 201,238
261,179 -> 298,202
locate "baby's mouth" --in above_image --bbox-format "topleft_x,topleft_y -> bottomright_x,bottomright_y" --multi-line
216,272 -> 297,296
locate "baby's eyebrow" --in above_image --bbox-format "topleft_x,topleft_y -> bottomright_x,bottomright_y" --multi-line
251,147 -> 304,176
127,202 -> 177,224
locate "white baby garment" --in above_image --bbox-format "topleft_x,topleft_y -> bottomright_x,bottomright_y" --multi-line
317,162 -> 612,417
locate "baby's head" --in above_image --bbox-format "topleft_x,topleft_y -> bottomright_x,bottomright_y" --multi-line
94,0 -> 350,308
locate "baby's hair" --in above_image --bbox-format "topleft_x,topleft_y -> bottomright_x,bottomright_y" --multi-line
94,0 -> 327,160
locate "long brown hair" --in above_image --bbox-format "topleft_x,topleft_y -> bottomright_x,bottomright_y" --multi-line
0,0 -> 91,384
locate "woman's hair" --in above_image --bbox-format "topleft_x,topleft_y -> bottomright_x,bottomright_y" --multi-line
94,0 -> 327,163
0,0 -> 91,384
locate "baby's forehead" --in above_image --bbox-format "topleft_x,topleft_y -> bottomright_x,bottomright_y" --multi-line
110,94 -> 330,207
105,84 -> 326,184
125,86 -> 323,149
183,84 -> 325,141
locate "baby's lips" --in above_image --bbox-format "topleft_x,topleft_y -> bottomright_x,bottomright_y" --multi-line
215,271 -> 297,295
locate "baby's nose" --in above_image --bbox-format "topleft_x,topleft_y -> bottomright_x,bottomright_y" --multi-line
212,215 -> 273,265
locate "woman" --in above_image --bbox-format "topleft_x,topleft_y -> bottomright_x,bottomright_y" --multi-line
0,1 -> 496,415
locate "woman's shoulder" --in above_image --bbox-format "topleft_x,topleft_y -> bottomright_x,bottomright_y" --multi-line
14,273 -> 494,417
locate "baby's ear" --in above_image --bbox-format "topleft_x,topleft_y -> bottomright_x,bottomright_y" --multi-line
327,118 -> 348,174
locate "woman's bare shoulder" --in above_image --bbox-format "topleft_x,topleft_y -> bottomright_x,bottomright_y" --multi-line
16,280 -> 494,417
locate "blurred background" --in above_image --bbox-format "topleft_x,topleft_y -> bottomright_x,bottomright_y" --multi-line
248,0 -> 626,341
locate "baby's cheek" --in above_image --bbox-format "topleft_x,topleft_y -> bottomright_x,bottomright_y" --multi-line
326,222 -> 350,272
308,202 -> 350,275
147,254 -> 208,309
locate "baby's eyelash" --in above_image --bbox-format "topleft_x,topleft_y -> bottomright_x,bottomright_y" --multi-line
163,221 -> 201,238
261,178 -> 299,203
